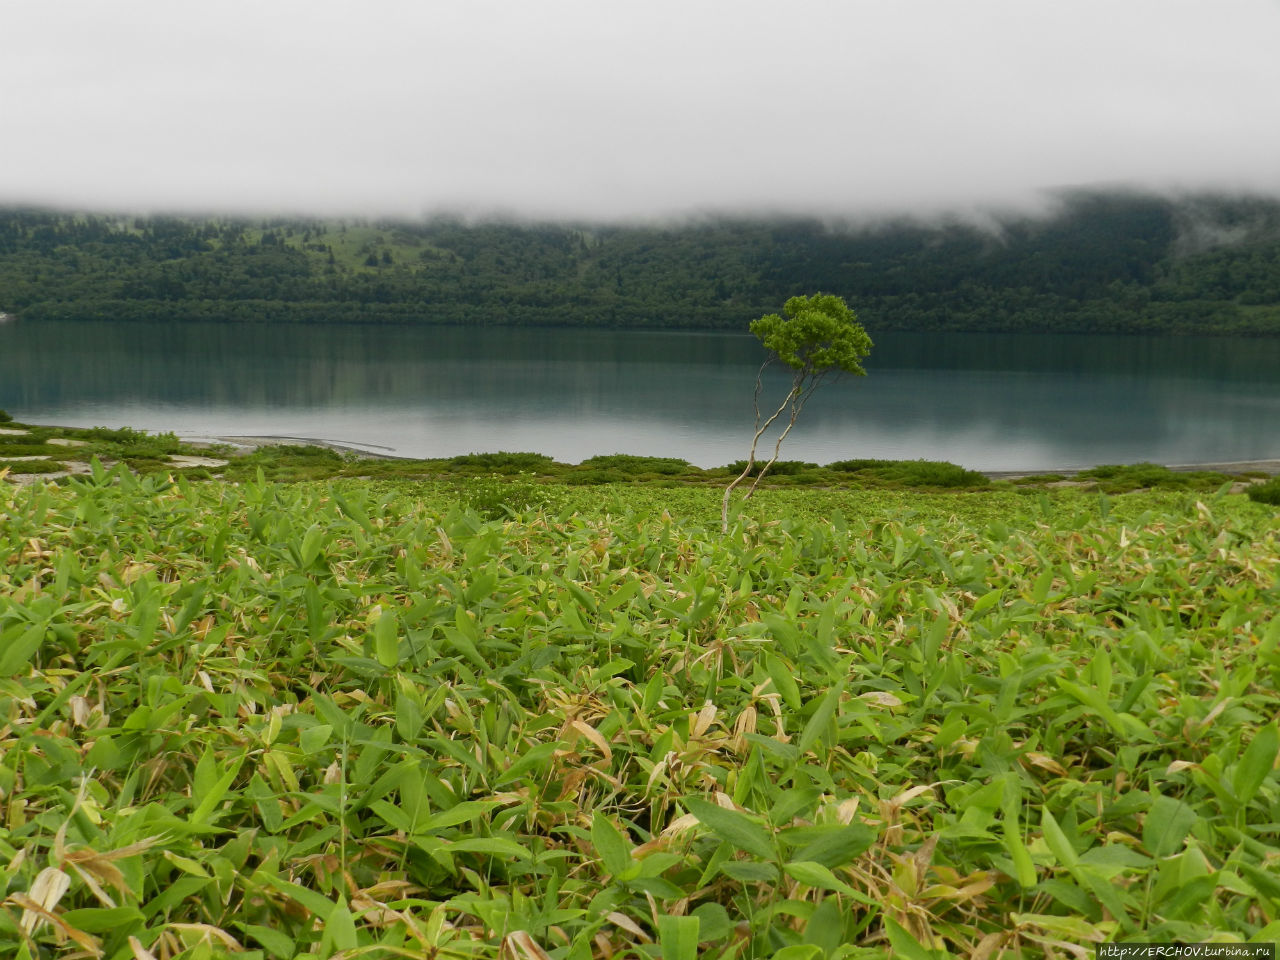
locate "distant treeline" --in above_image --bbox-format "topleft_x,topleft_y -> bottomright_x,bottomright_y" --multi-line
3,190 -> 1280,334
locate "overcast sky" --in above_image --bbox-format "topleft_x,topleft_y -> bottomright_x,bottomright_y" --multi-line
4,1 -> 1279,221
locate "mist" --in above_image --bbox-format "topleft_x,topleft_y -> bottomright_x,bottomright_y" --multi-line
4,1 -> 1279,222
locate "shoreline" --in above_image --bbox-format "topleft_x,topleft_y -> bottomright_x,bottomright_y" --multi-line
185,435 -> 1280,478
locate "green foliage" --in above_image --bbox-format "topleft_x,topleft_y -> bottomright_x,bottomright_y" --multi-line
1077,462 -> 1231,493
460,471 -> 558,519
0,409 -> 11,423
1247,477 -> 1280,505
564,468 -> 629,485
828,458 -> 989,488
0,459 -> 65,474
726,459 -> 819,477
578,453 -> 693,475
4,191 -> 1280,335
77,425 -> 184,458
448,451 -> 556,473
751,293 -> 872,375
0,471 -> 1277,957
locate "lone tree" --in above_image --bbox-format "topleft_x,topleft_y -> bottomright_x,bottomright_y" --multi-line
721,293 -> 872,532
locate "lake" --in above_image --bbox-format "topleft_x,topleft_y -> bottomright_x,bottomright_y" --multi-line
2,319 -> 1278,470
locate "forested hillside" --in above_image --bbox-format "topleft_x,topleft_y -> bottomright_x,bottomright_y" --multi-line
3,190 -> 1280,334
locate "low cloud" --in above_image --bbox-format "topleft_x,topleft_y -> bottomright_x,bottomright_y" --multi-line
4,1 -> 1279,221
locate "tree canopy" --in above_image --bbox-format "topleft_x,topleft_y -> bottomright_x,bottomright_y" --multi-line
751,293 -> 873,376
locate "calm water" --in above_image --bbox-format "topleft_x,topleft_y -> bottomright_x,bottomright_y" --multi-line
2,319 -> 1278,470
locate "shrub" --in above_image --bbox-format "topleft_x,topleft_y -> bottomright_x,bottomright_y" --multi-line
827,458 -> 890,472
1247,477 -> 1280,505
0,460 -> 66,474
81,426 -> 184,457
579,454 -> 692,475
449,451 -> 555,473
462,472 -> 558,519
829,458 -> 987,488
565,468 -> 629,486
0,409 -> 11,423
1077,462 -> 1230,492
725,459 -> 819,477
884,460 -> 988,488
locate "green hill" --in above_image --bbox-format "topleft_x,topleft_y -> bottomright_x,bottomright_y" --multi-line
3,189 -> 1280,334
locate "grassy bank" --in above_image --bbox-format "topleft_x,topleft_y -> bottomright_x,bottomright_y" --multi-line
1,463 -> 1278,957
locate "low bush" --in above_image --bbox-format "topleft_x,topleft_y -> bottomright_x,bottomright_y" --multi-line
0,409 -> 11,422
79,425 -> 184,457
0,459 -> 65,474
449,451 -> 555,473
724,459 -> 819,477
579,454 -> 693,475
829,458 -> 988,488
1247,477 -> 1280,505
1078,462 -> 1230,492
565,468 -> 629,485
461,472 -> 558,519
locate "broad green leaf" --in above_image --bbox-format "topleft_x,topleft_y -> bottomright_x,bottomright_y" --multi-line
59,906 -> 145,933
783,860 -> 870,902
591,812 -> 633,877
802,897 -> 845,952
656,914 -> 699,960
299,723 -> 333,754
686,797 -> 775,860
1143,794 -> 1197,858
188,756 -> 244,826
1004,825 -> 1037,888
763,652 -> 802,711
321,897 -> 359,956
690,902 -> 731,941
421,799 -> 500,831
773,948 -> 824,960
718,860 -> 779,883
0,623 -> 45,675
797,681 -> 845,756
789,823 -> 876,868
451,836 -> 533,860
238,923 -> 295,960
1040,809 -> 1078,868
374,606 -> 400,668
1232,723 -> 1278,806
885,916 -> 939,960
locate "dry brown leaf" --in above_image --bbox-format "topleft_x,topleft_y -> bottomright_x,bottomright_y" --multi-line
19,867 -> 71,934
502,930 -> 554,960
569,719 -> 613,761
972,930 -> 1007,960
606,911 -> 651,942
169,923 -> 243,951
1022,752 -> 1069,777
9,891 -> 102,956
691,701 -> 717,738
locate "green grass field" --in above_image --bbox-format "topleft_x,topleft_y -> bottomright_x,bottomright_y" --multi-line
1,461 -> 1278,958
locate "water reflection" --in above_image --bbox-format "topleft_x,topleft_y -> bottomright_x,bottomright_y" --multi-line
2,320 -> 1277,469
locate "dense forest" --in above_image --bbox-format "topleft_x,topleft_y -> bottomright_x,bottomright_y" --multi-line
2,190 -> 1280,334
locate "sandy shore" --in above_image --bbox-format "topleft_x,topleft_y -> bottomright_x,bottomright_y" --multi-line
985,459 -> 1280,480
181,434 -> 406,460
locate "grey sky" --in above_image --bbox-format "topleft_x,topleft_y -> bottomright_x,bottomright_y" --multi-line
4,0 -> 1279,220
